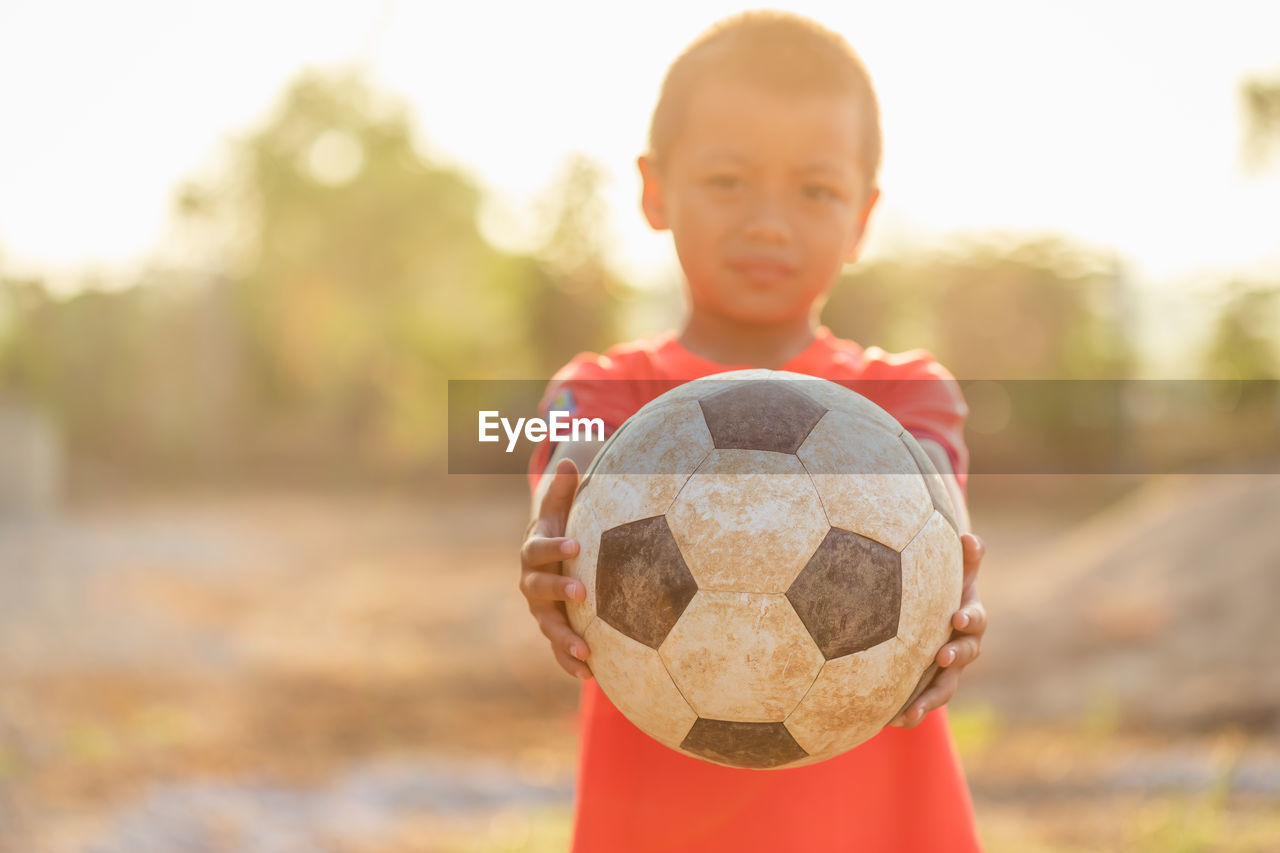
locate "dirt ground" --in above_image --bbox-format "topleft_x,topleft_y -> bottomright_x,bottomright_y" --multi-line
1,473 -> 1278,851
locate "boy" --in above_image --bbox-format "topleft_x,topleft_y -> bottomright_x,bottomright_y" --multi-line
519,11 -> 987,852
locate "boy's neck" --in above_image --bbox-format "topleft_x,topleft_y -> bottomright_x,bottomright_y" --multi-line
678,313 -> 818,370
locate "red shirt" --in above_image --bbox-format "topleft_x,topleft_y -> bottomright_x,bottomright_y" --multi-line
530,327 -> 980,853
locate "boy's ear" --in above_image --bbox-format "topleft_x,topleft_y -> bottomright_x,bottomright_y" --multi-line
638,155 -> 669,231
842,186 -> 881,263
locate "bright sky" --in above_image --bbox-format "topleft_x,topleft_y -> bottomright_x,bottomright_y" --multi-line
1,0 -> 1279,295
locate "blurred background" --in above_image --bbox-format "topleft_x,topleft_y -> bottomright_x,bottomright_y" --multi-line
1,1 -> 1278,850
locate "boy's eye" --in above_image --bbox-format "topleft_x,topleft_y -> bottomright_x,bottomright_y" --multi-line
802,184 -> 841,201
707,174 -> 743,190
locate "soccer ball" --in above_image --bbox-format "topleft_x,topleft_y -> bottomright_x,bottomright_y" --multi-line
563,369 -> 963,769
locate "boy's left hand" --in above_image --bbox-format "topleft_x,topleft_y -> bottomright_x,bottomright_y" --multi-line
889,532 -> 986,728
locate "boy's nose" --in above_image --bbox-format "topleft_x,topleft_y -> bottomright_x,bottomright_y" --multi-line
741,199 -> 792,244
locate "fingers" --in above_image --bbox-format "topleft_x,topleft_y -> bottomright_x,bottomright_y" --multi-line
890,621 -> 982,728
520,569 -> 587,604
960,532 -> 985,587
955,532 -> 987,632
936,634 -> 982,669
533,603 -> 589,655
524,456 -> 590,682
520,534 -> 579,570
554,645 -> 593,680
952,600 -> 987,636
890,667 -> 960,728
530,600 -> 592,679
910,667 -> 959,722
535,457 -> 580,536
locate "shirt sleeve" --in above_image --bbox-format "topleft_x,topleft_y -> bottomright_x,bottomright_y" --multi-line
526,353 -> 638,494
861,348 -> 970,491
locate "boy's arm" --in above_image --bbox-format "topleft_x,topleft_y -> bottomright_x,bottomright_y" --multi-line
890,437 -> 987,728
520,439 -> 606,680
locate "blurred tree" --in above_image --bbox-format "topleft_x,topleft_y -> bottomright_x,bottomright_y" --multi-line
824,238 -> 1134,380
823,238 -> 1136,472
1241,71 -> 1280,171
933,240 -> 1134,381
176,68 -> 550,467
1204,283 -> 1279,382
0,275 -> 159,461
821,258 -> 929,356
1226,72 -> 1280,412
2,69 -> 628,478
524,155 -> 625,376
0,275 -> 57,404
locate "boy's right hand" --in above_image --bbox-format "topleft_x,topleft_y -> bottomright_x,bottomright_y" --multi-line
519,457 -> 592,680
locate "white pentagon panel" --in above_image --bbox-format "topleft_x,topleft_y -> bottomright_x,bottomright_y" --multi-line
897,512 -> 963,659
798,410 -> 933,551
562,499 -> 602,637
584,618 -> 698,748
769,370 -> 905,437
784,637 -> 917,760
593,399 -> 713,478
584,399 -> 714,528
659,591 -> 824,722
666,450 -> 829,592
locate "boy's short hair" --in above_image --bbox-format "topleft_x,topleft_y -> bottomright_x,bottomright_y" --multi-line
647,10 -> 883,185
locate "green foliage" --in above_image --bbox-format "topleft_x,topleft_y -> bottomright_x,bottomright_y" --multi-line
522,155 -> 625,376
823,238 -> 1139,473
184,68 -> 625,466
1201,283 -> 1280,415
0,274 -> 245,467
0,68 -> 625,474
4,66 -> 1276,479
0,279 -> 153,454
1204,284 -> 1279,380
823,237 -> 1134,380
194,70 -> 525,461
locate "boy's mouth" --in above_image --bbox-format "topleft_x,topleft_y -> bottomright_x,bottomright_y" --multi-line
727,257 -> 798,285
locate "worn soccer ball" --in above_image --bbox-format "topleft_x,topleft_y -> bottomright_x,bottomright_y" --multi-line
562,369 -> 963,770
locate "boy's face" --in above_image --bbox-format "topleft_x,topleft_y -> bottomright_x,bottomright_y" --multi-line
640,79 -> 879,328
